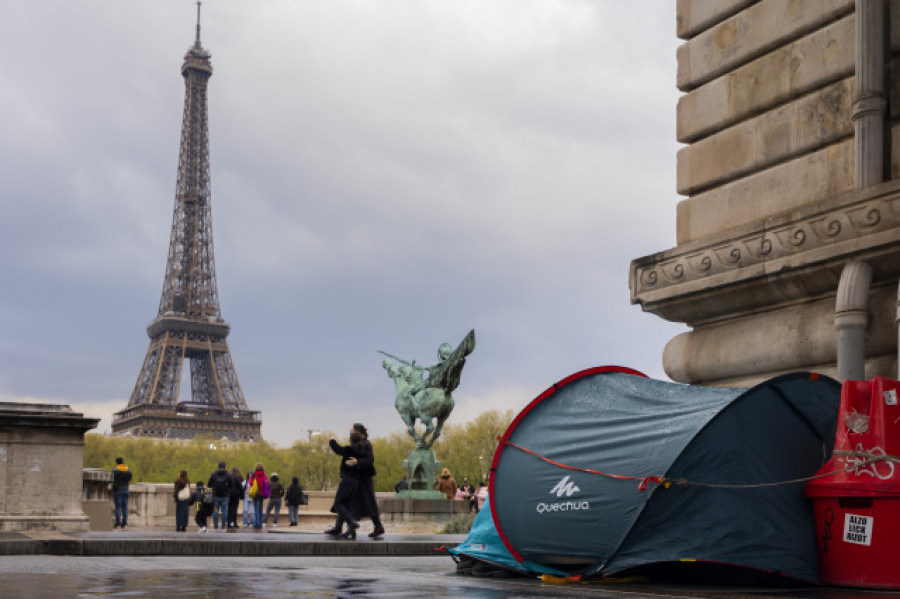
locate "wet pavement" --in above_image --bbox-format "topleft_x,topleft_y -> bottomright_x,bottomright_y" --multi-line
4,554 -> 900,599
2,529 -> 900,598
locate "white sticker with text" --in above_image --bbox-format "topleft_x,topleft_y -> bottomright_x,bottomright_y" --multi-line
843,513 -> 873,546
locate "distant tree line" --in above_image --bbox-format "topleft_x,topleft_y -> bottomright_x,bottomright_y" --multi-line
83,409 -> 514,492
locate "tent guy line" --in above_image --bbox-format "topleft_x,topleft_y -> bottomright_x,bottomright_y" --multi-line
497,438 -> 667,491
498,439 -> 898,491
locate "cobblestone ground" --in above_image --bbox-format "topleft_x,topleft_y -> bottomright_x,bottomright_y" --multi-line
1,555 -> 897,599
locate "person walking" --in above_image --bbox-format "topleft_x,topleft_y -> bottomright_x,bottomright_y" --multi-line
207,461 -> 233,531
248,463 -> 270,530
111,457 -> 133,529
173,470 -> 191,532
326,431 -> 365,539
436,467 -> 457,500
265,473 -> 285,527
285,476 -> 306,527
227,467 -> 243,529
350,423 -> 385,539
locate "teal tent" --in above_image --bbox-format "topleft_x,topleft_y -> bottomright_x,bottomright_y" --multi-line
467,367 -> 841,583
448,498 -> 568,577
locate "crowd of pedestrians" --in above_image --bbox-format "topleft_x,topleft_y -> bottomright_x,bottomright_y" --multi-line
111,456 -> 308,534
112,421 -> 486,536
166,462 -> 310,533
456,477 -> 487,512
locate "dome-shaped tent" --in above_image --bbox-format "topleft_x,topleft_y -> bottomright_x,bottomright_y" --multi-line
487,367 -> 840,582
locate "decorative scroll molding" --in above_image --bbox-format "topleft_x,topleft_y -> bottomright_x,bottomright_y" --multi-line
632,188 -> 900,297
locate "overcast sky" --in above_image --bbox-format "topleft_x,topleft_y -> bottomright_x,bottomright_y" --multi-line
0,1 -> 686,446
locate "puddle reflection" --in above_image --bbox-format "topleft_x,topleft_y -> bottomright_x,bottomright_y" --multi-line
11,569 -> 553,599
12,568 -> 900,598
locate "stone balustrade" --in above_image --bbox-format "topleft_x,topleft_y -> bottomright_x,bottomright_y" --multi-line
79,470 -> 470,531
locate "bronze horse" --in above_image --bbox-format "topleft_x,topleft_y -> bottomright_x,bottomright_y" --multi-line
381,329 -> 475,449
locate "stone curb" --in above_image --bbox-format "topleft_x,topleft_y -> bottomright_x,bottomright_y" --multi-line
0,533 -> 462,558
0,538 -> 45,556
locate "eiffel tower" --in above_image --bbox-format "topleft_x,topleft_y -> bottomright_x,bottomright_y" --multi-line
112,4 -> 261,441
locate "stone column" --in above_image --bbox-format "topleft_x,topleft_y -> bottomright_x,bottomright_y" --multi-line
0,403 -> 99,531
835,260 -> 874,381
853,0 -> 887,189
836,0 -> 886,382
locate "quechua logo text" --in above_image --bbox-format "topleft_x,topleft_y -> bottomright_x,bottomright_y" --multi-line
537,475 -> 589,514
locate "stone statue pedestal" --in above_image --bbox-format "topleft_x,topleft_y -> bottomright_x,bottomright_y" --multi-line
0,402 -> 99,531
395,449 -> 445,500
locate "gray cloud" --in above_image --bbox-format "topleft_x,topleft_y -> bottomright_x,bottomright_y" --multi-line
0,1 -> 686,446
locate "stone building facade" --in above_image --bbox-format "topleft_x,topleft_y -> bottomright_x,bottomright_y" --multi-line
630,0 -> 900,386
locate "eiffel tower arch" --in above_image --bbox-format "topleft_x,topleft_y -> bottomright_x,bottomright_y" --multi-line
113,4 -> 261,442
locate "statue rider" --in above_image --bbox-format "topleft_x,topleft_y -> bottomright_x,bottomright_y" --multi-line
408,342 -> 453,399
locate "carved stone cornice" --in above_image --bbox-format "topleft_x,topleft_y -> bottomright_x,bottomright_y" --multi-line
630,179 -> 900,324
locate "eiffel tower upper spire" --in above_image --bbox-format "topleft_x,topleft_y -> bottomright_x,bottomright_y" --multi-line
195,1 -> 202,49
113,6 -> 260,441
161,2 -> 214,320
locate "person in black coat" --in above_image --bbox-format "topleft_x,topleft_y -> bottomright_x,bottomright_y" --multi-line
227,467 -> 243,529
285,477 -> 306,527
350,423 -> 384,538
207,462 -> 234,531
173,470 -> 191,532
326,431 -> 365,539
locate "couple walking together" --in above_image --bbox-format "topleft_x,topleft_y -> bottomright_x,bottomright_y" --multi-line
327,422 -> 384,540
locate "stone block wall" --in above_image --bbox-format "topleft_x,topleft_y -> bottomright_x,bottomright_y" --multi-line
631,0 -> 900,386
378,497 -> 472,523
675,0 -> 856,243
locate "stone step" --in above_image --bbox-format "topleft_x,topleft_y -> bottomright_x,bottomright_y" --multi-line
0,530 -> 464,557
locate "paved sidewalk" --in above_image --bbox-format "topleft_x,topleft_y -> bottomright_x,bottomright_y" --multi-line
0,526 -> 465,557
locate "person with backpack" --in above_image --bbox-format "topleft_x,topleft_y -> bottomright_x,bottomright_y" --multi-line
207,461 -> 234,531
248,463 -> 270,530
192,482 -> 214,533
265,473 -> 285,527
284,476 -> 306,527
111,456 -> 133,529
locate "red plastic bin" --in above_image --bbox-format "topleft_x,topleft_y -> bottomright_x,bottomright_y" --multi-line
805,377 -> 900,589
